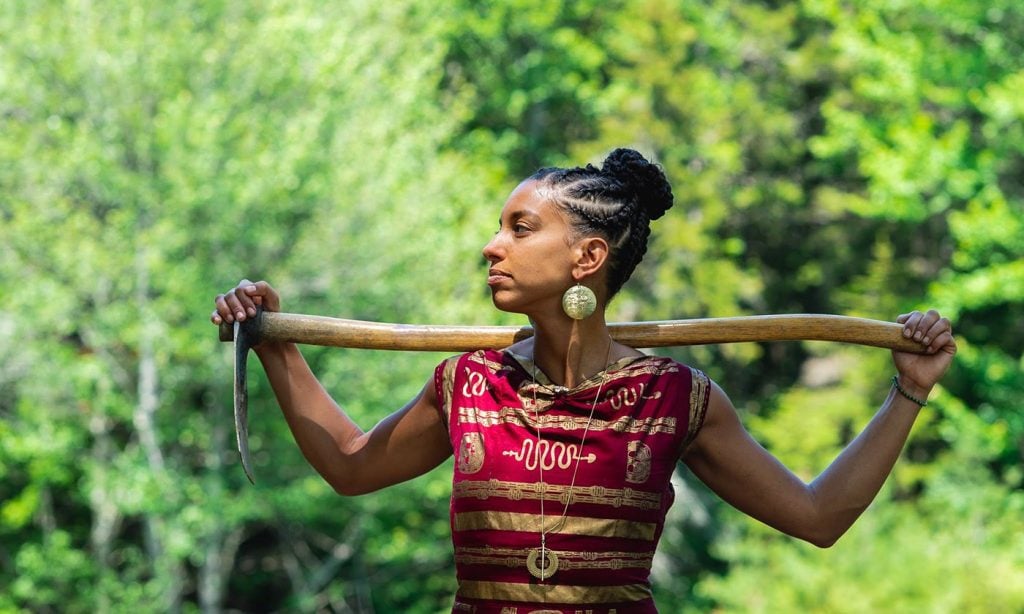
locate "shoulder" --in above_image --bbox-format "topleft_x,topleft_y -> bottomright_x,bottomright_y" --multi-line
621,354 -> 709,389
433,349 -> 523,425
433,349 -> 520,392
611,354 -> 711,414
435,348 -> 509,371
623,354 -> 711,450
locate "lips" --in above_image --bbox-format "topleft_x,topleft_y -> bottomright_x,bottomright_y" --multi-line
487,268 -> 512,286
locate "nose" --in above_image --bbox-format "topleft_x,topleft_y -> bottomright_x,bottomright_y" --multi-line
482,232 -> 504,263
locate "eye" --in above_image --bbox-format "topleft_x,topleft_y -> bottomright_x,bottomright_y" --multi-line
513,222 -> 531,235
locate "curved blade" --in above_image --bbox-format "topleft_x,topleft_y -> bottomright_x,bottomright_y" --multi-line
233,319 -> 256,484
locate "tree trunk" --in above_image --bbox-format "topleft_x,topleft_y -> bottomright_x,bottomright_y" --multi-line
134,243 -> 184,613
198,418 -> 244,614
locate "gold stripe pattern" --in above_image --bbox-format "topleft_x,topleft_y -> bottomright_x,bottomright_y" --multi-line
467,351 -> 509,373
511,353 -> 678,392
454,510 -> 657,541
456,545 -> 654,571
440,357 -> 459,423
453,479 -> 663,511
456,406 -> 677,435
457,580 -> 651,604
682,368 -> 710,450
607,361 -> 680,379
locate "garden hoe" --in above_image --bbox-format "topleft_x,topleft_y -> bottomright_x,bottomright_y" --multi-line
219,309 -> 928,483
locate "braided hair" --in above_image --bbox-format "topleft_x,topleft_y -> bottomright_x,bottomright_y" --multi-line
530,148 -> 673,297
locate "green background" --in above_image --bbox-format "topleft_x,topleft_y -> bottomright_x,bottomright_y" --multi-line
1,1 -> 1021,611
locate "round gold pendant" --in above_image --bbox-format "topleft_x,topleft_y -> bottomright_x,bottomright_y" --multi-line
527,548 -> 559,580
561,284 -> 597,320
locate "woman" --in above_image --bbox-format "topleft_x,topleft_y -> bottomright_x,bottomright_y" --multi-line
212,148 -> 956,613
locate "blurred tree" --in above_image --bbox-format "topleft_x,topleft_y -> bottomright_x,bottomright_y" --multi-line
0,0 -> 491,611
568,0 -> 1023,609
440,0 -> 622,175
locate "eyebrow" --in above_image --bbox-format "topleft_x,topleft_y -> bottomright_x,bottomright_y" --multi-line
499,208 -> 541,226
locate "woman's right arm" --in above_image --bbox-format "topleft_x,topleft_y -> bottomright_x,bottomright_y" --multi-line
212,280 -> 453,494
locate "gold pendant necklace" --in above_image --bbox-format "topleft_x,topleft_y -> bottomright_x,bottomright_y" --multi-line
528,341 -> 612,582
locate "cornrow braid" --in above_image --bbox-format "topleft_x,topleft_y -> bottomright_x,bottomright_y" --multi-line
530,148 -> 674,297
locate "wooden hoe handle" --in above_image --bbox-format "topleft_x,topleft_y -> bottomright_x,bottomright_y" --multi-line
219,311 -> 925,353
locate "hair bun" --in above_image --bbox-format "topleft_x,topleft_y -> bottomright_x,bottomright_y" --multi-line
600,148 -> 673,220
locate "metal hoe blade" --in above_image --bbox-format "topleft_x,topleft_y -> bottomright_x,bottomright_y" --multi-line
232,312 -> 260,484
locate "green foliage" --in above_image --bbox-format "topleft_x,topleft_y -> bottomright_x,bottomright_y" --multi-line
695,477 -> 1024,613
1,0 -> 475,610
1,0 -> 1021,611
441,0 -> 622,174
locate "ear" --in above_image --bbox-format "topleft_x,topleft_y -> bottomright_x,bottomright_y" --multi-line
572,236 -> 610,281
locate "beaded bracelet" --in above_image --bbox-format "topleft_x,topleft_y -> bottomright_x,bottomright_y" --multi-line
892,375 -> 928,407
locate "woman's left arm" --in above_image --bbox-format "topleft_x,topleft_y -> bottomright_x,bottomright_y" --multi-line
682,310 -> 956,547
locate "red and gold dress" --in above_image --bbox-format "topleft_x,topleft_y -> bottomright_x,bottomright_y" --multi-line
433,349 -> 710,614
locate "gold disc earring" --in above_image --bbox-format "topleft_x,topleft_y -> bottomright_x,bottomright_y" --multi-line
562,283 -> 597,320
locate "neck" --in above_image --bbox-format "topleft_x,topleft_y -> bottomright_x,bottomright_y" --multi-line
528,311 -> 613,388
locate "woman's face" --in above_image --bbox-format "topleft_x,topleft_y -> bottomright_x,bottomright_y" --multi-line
481,179 -> 579,316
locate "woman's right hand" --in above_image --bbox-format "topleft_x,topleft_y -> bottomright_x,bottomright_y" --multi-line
209,279 -> 452,494
211,279 -> 281,326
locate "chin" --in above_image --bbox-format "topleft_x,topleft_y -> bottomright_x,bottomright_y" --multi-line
489,293 -> 529,316
490,300 -> 523,315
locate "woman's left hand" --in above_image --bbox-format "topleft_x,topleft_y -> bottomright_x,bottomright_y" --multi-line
893,309 -> 957,398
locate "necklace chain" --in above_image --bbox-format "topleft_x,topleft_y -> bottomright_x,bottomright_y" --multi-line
529,341 -> 612,582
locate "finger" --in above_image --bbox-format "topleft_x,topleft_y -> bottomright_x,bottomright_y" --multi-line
234,279 -> 266,316
229,285 -> 259,320
927,331 -> 955,355
918,308 -> 942,330
222,293 -> 244,322
906,309 -> 942,344
219,282 -> 254,322
913,310 -> 943,347
899,311 -> 925,340
940,333 -> 958,355
244,281 -> 265,309
246,280 -> 280,312
213,293 -> 234,324
919,314 -> 943,346
922,317 -> 953,353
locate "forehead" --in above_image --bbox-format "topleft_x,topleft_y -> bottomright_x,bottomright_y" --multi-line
499,179 -> 559,220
